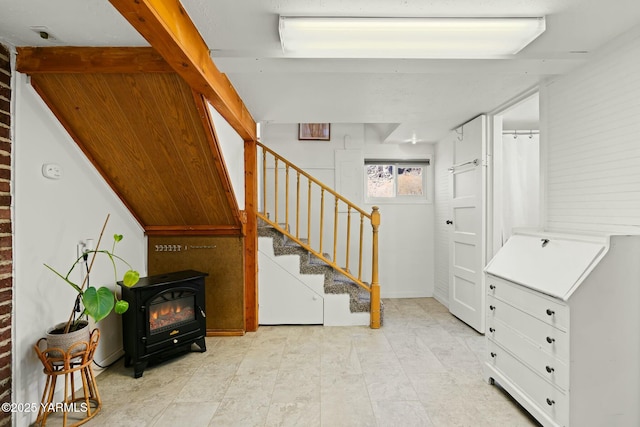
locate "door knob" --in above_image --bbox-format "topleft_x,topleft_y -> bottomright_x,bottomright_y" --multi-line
446,220 -> 453,225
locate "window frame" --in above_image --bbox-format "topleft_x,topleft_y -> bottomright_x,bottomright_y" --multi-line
364,158 -> 432,204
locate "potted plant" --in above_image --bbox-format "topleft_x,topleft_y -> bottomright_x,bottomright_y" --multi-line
43,215 -> 140,353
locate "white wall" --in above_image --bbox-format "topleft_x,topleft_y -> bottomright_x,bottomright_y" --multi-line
208,103 -> 245,209
433,131 -> 454,306
363,128 -> 435,298
543,24 -> 640,234
13,73 -> 147,426
261,123 -> 434,298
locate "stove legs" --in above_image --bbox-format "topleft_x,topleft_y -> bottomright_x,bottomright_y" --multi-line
194,337 -> 206,352
134,361 -> 148,379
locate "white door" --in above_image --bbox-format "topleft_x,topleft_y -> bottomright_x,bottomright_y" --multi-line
448,115 -> 486,333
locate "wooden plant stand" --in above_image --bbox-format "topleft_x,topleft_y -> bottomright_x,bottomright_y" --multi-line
33,329 -> 102,427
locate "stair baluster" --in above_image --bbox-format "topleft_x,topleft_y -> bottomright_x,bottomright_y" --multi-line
257,142 -> 381,328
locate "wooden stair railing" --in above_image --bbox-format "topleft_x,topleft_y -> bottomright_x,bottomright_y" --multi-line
257,142 -> 381,328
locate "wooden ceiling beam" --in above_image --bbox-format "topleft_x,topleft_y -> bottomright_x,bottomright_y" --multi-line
16,47 -> 174,74
108,0 -> 257,142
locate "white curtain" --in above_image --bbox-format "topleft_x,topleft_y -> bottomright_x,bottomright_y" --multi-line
501,133 -> 540,242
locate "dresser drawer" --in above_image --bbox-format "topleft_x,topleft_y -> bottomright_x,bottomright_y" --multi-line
487,295 -> 569,361
487,275 -> 569,331
488,318 -> 569,391
487,341 -> 569,426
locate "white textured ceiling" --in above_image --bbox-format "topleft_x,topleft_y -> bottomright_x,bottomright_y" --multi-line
1,0 -> 640,142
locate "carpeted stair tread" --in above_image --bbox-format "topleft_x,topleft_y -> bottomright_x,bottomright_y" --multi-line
333,270 -> 355,283
308,252 -> 331,266
259,222 -> 383,321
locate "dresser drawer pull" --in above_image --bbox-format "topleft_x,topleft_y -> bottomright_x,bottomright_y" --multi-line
546,309 -> 555,316
489,284 -> 495,290
489,305 -> 496,311
489,327 -> 495,333
546,336 -> 555,344
545,365 -> 555,373
490,352 -> 497,358
546,398 -> 555,406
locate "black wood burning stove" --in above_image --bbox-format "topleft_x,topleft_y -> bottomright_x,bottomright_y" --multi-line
118,270 -> 208,378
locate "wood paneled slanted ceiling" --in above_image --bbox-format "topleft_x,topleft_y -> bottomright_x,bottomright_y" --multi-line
19,50 -> 242,232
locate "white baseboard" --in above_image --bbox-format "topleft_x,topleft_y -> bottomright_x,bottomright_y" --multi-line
93,347 -> 124,376
433,288 -> 449,308
380,291 -> 431,299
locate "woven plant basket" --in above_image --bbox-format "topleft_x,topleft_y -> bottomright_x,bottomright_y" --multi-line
45,320 -> 90,359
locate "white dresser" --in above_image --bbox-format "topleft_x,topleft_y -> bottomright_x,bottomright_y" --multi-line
484,231 -> 640,427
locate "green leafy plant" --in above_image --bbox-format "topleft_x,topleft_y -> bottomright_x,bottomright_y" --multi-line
44,215 -> 140,333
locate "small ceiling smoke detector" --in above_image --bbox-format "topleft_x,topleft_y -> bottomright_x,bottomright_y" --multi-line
29,26 -> 57,42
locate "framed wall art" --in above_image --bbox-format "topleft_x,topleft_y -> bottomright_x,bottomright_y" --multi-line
298,123 -> 330,141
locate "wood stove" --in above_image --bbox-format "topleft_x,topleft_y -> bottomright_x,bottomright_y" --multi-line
118,270 -> 208,378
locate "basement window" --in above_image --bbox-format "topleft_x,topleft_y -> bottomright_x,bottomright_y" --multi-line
365,159 -> 431,203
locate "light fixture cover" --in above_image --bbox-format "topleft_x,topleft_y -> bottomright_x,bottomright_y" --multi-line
279,16 -> 546,59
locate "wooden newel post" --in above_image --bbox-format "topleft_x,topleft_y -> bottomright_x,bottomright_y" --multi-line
244,139 -> 259,332
370,206 -> 381,329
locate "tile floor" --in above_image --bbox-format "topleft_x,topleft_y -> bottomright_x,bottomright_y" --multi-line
82,298 -> 540,426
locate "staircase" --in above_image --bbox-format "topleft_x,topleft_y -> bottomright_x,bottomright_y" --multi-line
258,220 -> 378,326
257,142 -> 382,328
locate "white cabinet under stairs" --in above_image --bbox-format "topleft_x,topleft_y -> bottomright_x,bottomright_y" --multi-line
258,228 -> 371,326
258,238 -> 324,324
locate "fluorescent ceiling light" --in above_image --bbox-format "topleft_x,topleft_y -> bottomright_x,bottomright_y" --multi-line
279,16 -> 546,59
